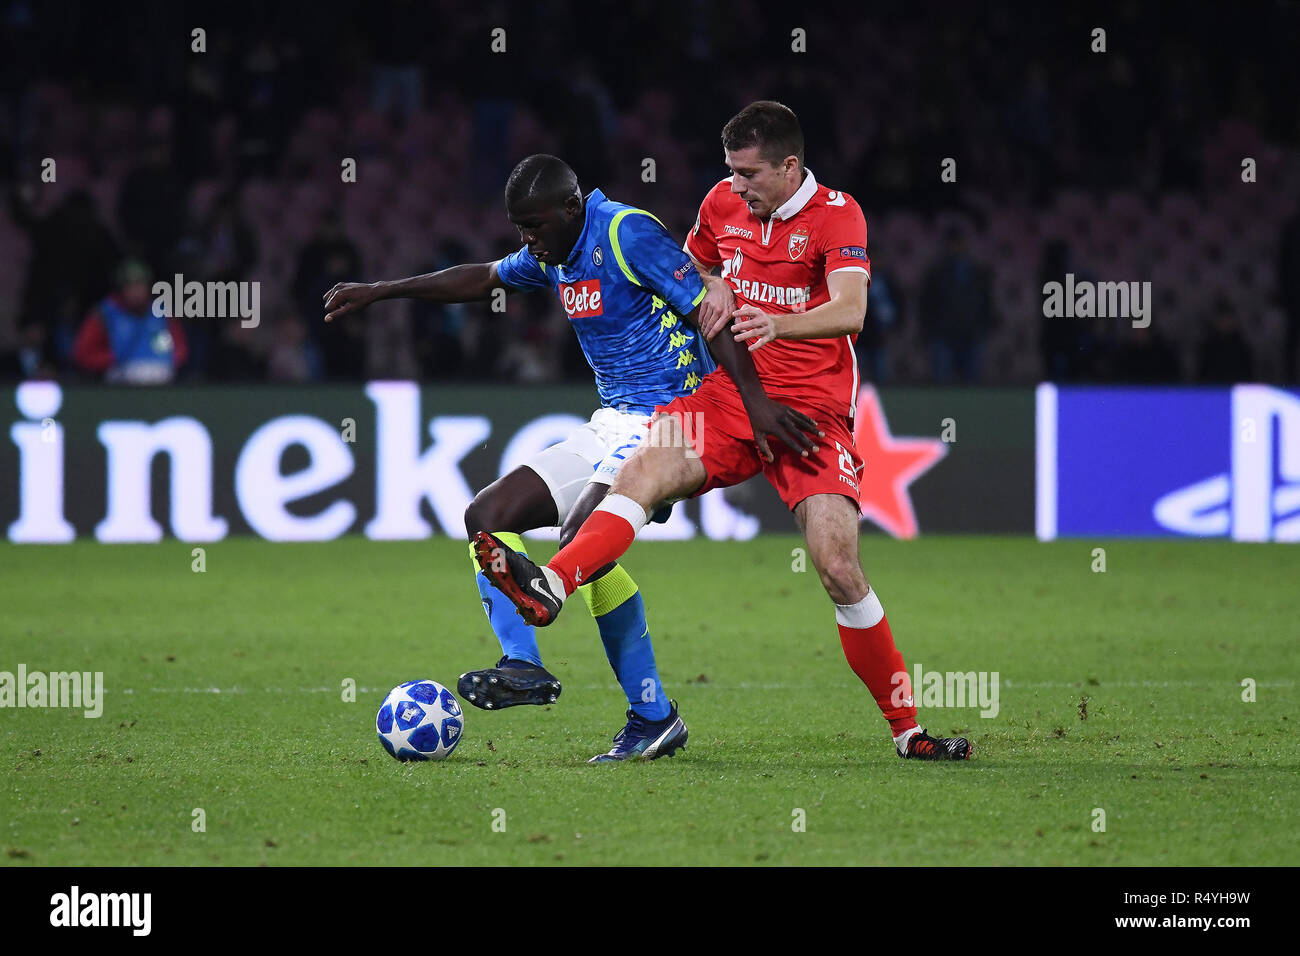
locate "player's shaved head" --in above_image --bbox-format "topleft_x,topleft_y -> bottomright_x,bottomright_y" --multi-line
722,101 -> 805,169
505,154 -> 581,210
503,154 -> 587,266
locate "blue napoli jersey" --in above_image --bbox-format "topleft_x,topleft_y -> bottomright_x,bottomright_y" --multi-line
495,189 -> 714,414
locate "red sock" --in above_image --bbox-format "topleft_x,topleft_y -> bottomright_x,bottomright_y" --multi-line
548,510 -> 637,593
838,613 -> 918,735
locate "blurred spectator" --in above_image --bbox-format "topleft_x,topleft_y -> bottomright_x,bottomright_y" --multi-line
179,189 -> 258,284
117,137 -> 186,275
855,265 -> 903,384
72,259 -> 188,384
919,226 -> 995,382
1005,62 -> 1056,206
409,241 -> 471,380
267,311 -> 322,383
1196,297 -> 1256,383
0,325 -> 48,381
176,189 -> 259,377
174,34 -> 227,181
293,210 -> 364,380
233,37 -> 295,179
499,291 -> 559,384
207,319 -> 266,381
1038,239 -> 1099,381
11,186 -> 119,372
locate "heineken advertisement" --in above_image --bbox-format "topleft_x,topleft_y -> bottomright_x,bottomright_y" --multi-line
2,382 -> 1036,543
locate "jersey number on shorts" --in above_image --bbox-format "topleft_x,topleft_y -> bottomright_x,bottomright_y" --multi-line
835,440 -> 858,479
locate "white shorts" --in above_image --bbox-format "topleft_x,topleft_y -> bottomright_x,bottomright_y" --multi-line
528,406 -> 653,522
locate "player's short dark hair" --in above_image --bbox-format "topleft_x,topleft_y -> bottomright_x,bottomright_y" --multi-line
721,101 -> 804,168
505,154 -> 580,209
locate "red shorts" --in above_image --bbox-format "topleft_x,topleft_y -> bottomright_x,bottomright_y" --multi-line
654,371 -> 863,512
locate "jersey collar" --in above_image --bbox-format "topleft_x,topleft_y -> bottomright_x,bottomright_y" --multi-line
563,189 -> 606,269
771,168 -> 818,222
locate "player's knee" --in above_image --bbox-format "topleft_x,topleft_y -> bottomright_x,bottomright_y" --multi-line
463,495 -> 500,539
816,554 -> 867,605
616,448 -> 690,509
610,448 -> 657,499
607,414 -> 700,509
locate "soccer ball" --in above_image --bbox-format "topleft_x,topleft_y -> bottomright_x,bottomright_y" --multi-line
376,680 -> 464,761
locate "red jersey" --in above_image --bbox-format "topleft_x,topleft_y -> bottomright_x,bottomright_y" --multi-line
685,170 -> 871,418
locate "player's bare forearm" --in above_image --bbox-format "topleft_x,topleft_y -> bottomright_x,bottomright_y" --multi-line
380,262 -> 502,302
773,297 -> 864,339
732,271 -> 869,349
323,262 -> 504,322
686,302 -> 765,405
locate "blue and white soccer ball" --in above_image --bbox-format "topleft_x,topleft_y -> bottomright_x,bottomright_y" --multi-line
376,680 -> 464,761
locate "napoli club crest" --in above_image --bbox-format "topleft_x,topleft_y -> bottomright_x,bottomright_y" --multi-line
593,246 -> 603,266
788,224 -> 810,260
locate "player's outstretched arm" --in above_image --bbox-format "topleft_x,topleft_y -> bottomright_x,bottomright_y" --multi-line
323,262 -> 507,322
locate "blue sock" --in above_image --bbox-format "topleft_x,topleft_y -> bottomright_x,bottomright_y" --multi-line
580,567 -> 669,721
471,533 -> 542,667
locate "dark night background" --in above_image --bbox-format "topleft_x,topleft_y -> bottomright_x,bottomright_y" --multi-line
3,0 -> 1299,387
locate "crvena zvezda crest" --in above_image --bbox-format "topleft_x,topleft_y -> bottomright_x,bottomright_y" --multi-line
788,224 -> 810,260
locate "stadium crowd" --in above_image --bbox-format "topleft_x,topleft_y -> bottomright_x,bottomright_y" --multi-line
2,1 -> 1298,385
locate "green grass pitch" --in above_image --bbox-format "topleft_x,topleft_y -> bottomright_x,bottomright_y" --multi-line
2,535 -> 1296,866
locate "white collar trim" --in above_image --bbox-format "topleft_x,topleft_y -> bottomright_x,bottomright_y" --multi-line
772,168 -> 818,221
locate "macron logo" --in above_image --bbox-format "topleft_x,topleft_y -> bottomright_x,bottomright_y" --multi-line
560,280 -> 603,318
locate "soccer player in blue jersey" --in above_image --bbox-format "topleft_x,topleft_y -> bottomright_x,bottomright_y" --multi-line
324,154 -> 818,762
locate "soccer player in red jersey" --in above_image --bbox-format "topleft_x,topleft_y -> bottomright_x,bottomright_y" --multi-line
476,102 -> 971,760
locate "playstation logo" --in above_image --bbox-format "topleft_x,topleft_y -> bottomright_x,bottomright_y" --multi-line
1038,383 -> 1300,542
1154,386 -> 1300,541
